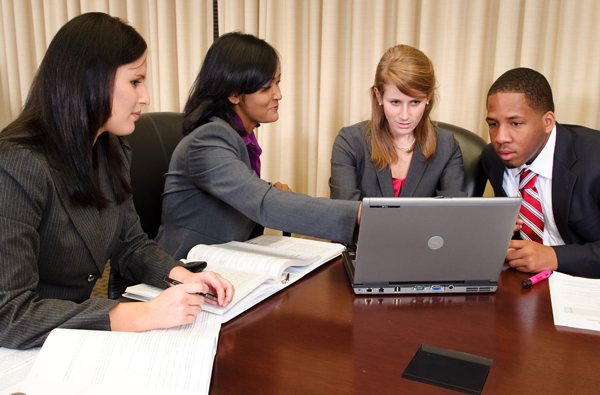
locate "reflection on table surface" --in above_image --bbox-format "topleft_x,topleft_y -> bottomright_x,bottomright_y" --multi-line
354,293 -> 496,307
211,258 -> 600,395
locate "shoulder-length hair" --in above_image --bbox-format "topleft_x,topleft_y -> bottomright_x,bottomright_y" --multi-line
0,12 -> 147,208
182,32 -> 279,137
366,44 -> 438,170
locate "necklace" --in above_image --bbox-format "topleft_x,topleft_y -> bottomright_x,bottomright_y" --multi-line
393,139 -> 416,152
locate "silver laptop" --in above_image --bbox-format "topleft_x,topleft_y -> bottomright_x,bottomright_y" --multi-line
343,197 -> 521,294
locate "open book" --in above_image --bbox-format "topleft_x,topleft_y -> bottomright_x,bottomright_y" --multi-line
124,235 -> 345,322
19,312 -> 221,395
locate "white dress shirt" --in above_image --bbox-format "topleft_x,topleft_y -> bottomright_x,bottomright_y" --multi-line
502,126 -> 565,246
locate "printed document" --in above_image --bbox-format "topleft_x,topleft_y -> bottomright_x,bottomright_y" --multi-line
549,271 -> 600,331
20,312 -> 221,395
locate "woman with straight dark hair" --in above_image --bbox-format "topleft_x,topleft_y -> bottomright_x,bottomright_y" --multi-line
329,44 -> 466,200
155,32 -> 361,259
0,12 -> 233,350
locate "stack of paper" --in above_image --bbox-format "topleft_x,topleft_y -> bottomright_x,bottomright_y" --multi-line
19,312 -> 222,395
549,271 -> 600,332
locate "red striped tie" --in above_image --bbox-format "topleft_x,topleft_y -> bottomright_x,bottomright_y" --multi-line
519,170 -> 544,244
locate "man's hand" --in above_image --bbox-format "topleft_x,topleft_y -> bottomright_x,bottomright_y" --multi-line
513,218 -> 524,236
505,240 -> 558,273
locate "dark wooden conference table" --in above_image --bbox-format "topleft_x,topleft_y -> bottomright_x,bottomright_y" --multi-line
210,257 -> 600,394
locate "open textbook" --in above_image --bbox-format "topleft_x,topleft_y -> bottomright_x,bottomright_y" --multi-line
549,271 -> 600,332
124,235 -> 345,322
19,312 -> 222,395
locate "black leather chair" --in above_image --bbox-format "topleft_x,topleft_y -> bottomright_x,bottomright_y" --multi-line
127,112 -> 184,238
108,112 -> 183,299
436,121 -> 488,197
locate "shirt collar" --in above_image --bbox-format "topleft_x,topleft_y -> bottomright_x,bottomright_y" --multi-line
242,131 -> 259,147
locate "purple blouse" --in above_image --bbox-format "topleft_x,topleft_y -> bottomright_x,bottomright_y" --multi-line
233,114 -> 262,177
242,132 -> 262,177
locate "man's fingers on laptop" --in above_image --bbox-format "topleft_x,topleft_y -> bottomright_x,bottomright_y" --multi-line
513,223 -> 522,234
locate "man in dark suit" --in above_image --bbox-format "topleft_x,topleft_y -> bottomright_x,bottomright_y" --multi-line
482,67 -> 600,278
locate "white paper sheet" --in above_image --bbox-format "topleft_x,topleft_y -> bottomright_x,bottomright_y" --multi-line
20,312 -> 221,395
0,347 -> 40,395
549,271 -> 600,331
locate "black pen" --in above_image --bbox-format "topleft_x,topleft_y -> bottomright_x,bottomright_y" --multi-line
163,276 -> 218,302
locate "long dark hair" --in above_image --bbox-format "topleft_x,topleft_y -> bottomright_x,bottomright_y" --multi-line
0,12 -> 147,208
182,32 -> 279,137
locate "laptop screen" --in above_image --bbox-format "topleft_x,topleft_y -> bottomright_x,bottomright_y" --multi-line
354,197 -> 521,285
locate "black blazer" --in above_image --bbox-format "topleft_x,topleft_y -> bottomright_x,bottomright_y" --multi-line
0,135 -> 177,349
482,123 -> 600,277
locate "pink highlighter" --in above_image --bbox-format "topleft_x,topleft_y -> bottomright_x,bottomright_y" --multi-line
521,270 -> 553,289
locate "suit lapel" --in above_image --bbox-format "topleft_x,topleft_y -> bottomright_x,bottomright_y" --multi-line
483,147 -> 508,197
375,167 -> 394,196
489,162 -> 507,197
552,124 -> 577,243
401,144 -> 427,197
366,137 -> 395,196
50,141 -> 127,273
50,169 -> 107,273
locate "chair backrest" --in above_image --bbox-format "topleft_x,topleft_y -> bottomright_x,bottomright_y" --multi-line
127,112 -> 183,238
436,121 -> 488,197
109,112 -> 183,299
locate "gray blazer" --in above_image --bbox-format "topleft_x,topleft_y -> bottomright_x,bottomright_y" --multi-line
0,135 -> 178,349
329,122 -> 466,200
155,117 -> 360,260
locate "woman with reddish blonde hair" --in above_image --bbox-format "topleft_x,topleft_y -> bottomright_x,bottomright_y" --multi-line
330,44 -> 466,200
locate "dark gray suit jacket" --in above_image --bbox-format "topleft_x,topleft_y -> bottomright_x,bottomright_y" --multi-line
482,123 -> 600,277
329,122 -> 466,200
0,135 -> 178,349
156,117 -> 360,260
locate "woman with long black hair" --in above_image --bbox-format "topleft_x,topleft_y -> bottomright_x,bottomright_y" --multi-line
0,13 -> 233,350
